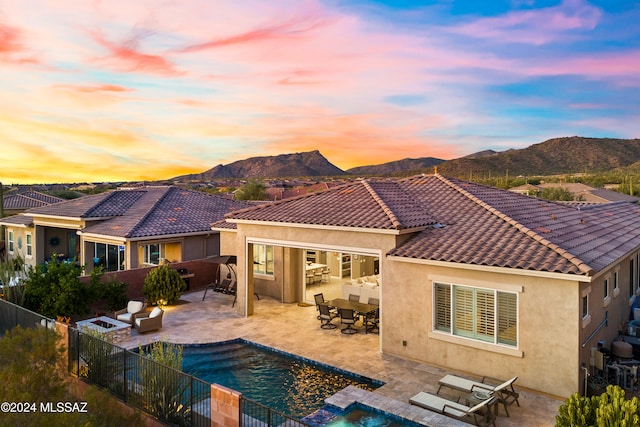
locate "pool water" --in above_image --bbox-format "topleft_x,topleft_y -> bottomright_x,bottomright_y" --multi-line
303,404 -> 423,427
177,339 -> 383,419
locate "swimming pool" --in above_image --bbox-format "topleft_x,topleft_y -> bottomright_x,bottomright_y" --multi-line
175,339 -> 383,419
302,403 -> 423,427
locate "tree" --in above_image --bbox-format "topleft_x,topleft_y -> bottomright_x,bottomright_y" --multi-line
22,257 -> 103,318
234,179 -> 268,200
0,325 -> 145,426
142,263 -> 186,306
538,187 -> 575,201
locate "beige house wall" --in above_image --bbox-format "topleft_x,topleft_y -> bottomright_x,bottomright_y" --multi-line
4,225 -> 36,267
384,259 -> 582,397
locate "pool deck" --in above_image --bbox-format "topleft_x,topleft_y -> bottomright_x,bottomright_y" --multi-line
119,290 -> 561,426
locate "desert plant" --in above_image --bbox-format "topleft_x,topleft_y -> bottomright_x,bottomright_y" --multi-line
142,263 -> 186,306
556,385 -> 640,427
138,341 -> 190,426
78,328 -> 123,393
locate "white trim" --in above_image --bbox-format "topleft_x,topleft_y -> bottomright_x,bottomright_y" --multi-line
229,218 -> 421,235
80,231 -> 214,242
25,232 -> 33,259
390,255 -> 591,283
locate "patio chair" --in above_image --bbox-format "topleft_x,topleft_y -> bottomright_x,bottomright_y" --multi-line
364,307 -> 379,334
135,307 -> 164,333
409,391 -> 497,426
349,294 -> 360,302
437,375 -> 520,416
114,300 -> 146,325
318,304 -> 338,329
339,308 -> 357,334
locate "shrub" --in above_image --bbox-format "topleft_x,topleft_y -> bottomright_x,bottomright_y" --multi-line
142,264 -> 186,306
101,278 -> 129,311
556,385 -> 640,427
21,256 -> 104,318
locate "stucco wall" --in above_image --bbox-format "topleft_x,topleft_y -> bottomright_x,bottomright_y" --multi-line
384,259 -> 581,397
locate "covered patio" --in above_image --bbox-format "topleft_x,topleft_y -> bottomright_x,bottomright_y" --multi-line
119,289 -> 560,426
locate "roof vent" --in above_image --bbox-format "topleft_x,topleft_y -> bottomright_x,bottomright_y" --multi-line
432,223 -> 444,229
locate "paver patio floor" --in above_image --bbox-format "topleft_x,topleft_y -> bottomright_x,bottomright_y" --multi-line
120,290 -> 561,426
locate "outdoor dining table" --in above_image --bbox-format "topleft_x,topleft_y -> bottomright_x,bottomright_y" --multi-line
322,298 -> 378,317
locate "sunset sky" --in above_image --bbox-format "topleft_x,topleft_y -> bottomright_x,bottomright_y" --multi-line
1,0 -> 638,184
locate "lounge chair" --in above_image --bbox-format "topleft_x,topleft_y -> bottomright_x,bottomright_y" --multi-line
409,391 -> 497,426
437,374 -> 520,416
114,300 -> 146,325
135,307 -> 164,333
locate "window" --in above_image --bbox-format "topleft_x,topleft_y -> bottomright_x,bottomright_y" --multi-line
253,244 -> 274,276
94,242 -> 125,272
604,278 -> 609,299
8,230 -> 14,253
582,294 -> 589,319
434,282 -> 517,347
143,243 -> 164,265
26,233 -> 33,257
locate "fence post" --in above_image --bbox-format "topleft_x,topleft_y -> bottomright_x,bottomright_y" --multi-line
123,349 -> 127,403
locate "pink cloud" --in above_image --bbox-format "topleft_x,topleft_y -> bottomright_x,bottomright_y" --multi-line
450,0 -> 602,45
90,29 -> 182,75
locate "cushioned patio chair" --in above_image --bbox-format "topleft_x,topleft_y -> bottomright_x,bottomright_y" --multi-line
135,307 -> 164,333
339,308 -> 358,334
409,391 -> 497,426
114,300 -> 146,325
437,375 -> 519,416
318,303 -> 338,329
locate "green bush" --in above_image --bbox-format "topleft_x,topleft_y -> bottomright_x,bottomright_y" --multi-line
22,257 -> 103,318
101,277 -> 129,311
142,264 -> 186,306
556,385 -> 640,427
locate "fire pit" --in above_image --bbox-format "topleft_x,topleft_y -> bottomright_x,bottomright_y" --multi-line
76,316 -> 131,343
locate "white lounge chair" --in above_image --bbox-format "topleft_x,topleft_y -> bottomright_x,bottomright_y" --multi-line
438,374 -> 520,416
409,391 -> 497,426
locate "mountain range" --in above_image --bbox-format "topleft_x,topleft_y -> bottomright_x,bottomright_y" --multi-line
171,136 -> 640,181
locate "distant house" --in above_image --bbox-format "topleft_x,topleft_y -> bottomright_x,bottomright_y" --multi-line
509,182 -> 640,203
0,186 -> 250,272
2,191 -> 65,216
216,174 -> 640,398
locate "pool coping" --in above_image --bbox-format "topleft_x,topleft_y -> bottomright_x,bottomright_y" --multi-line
325,385 -> 473,427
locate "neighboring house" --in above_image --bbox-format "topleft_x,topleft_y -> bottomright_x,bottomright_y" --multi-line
0,186 -> 250,272
509,182 -> 640,203
2,191 -> 65,216
216,174 -> 640,398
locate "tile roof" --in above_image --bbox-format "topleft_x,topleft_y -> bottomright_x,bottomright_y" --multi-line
2,191 -> 65,210
23,186 -> 251,239
0,214 -> 34,226
226,174 -> 640,276
226,179 -> 436,230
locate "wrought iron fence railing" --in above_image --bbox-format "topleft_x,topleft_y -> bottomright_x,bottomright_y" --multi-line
0,298 -> 54,335
68,328 -> 211,427
240,398 -> 313,427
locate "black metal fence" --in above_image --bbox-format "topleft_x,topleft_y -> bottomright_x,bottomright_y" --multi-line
0,298 -> 54,335
240,398 -> 313,427
68,328 -> 212,427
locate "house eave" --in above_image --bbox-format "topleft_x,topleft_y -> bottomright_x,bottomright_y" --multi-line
387,255 -> 592,283
227,219 -> 425,235
78,230 -> 219,242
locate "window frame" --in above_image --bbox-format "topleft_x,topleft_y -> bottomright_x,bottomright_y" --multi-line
8,229 -> 14,254
142,243 -> 164,265
25,232 -> 33,258
94,242 -> 125,272
253,244 -> 274,276
433,282 -> 518,348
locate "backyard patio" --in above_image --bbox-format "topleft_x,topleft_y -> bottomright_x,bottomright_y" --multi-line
118,289 -> 561,427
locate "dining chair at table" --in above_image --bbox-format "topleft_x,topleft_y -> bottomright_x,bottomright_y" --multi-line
364,307 -> 379,334
318,304 -> 338,329
339,308 -> 358,334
